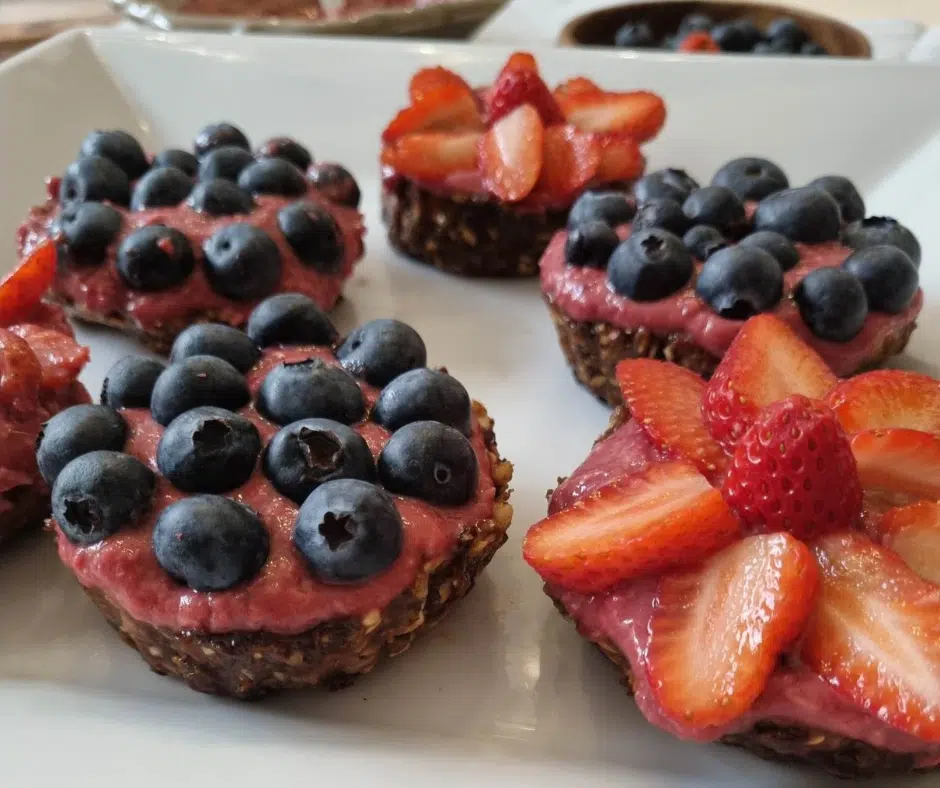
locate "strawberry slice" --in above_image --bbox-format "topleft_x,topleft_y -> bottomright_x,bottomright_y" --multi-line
486,67 -> 565,127
480,103 -> 544,203
0,241 -> 57,327
825,370 -> 940,435
616,358 -> 729,481
648,533 -> 819,729
381,131 -> 481,181
498,51 -> 539,77
408,66 -> 473,104
875,501 -> 940,585
851,428 -> 940,519
8,324 -> 89,391
554,76 -> 603,101
594,132 -> 646,183
702,315 -> 838,450
382,83 -> 482,143
533,125 -> 600,199
801,532 -> 940,742
523,460 -> 740,593
559,91 -> 666,143
677,32 -> 721,53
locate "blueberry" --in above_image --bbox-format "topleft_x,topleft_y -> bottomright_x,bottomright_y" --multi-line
801,42 -> 827,56
795,268 -> 868,341
257,359 -> 365,426
60,156 -> 131,206
842,245 -> 919,314
678,12 -> 713,35
197,146 -> 255,182
37,404 -> 127,485
157,406 -> 261,494
238,158 -> 308,198
308,162 -> 361,209
842,216 -> 921,267
170,324 -> 260,372
130,167 -> 194,211
712,19 -> 762,52
116,225 -> 195,291
153,148 -> 198,177
767,17 -> 808,49
193,122 -> 251,157
565,221 -> 619,268
53,202 -> 122,264
293,479 -> 402,584
753,40 -> 793,55
246,293 -> 338,348
256,137 -> 313,172
372,368 -> 472,436
738,230 -> 800,271
696,246 -> 784,319
52,451 -> 155,546
808,175 -> 865,223
202,224 -> 282,301
567,190 -> 635,230
711,157 -> 789,202
79,130 -> 148,180
754,187 -> 841,243
150,355 -> 251,426
633,198 -> 690,236
683,225 -> 728,260
101,356 -> 166,410
153,495 -> 268,591
614,21 -> 656,48
378,421 -> 478,506
187,179 -> 255,217
263,418 -> 375,504
277,202 -> 344,272
634,169 -> 700,204
337,319 -> 427,387
682,186 -> 747,235
607,228 -> 693,301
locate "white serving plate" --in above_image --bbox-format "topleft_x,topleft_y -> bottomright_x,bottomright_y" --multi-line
2,28 -> 940,788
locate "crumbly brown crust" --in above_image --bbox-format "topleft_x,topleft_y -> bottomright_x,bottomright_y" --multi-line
74,401 -> 513,699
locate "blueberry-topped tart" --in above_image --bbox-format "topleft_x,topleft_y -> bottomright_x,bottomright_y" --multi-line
45,294 -> 512,698
540,157 -> 923,404
17,123 -> 366,353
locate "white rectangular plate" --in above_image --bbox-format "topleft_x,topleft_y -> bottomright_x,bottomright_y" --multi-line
2,29 -> 940,788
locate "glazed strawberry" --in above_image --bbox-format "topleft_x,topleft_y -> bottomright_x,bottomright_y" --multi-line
616,358 -> 728,481
702,315 -> 837,450
851,428 -> 940,519
523,460 -> 740,593
677,32 -> 721,53
875,501 -> 940,585
722,396 -> 862,540
0,328 -> 42,417
559,91 -> 667,144
382,82 -> 482,143
381,131 -> 481,181
802,532 -> 940,742
553,76 -> 603,101
533,126 -> 601,198
486,67 -> 565,126
480,104 -> 544,202
498,51 -> 538,77
0,240 -> 57,326
594,132 -> 646,183
825,370 -> 940,435
409,66 -> 473,104
648,532 -> 819,729
8,324 -> 89,390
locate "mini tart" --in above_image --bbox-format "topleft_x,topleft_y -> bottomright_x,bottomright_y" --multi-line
380,52 -> 665,277
46,294 -> 512,698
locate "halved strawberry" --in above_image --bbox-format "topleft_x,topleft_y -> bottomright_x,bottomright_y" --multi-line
825,370 -> 940,435
616,358 -> 728,481
648,533 -> 819,729
533,125 -> 600,199
382,83 -> 482,143
479,103 -> 544,202
381,131 -> 481,181
553,76 -> 603,101
875,501 -> 940,585
8,324 -> 89,390
802,532 -> 940,742
594,132 -> 646,183
0,241 -> 57,327
408,66 -> 474,104
498,51 -> 539,77
523,460 -> 740,593
702,315 -> 838,450
677,32 -> 721,53
559,91 -> 666,143
486,67 -> 565,127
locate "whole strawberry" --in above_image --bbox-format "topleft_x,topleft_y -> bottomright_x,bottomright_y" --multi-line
722,395 -> 862,540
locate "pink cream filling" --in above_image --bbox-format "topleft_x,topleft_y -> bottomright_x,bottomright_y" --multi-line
55,346 -> 496,635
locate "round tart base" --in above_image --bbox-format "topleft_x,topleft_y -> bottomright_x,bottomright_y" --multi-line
72,402 -> 513,699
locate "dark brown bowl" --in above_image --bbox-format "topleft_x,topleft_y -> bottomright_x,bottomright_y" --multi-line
559,1 -> 871,58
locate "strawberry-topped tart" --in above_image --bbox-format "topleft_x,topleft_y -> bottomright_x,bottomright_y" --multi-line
381,51 -> 665,277
542,157 -> 922,404
41,293 -> 512,697
18,123 -> 365,353
524,315 -> 940,777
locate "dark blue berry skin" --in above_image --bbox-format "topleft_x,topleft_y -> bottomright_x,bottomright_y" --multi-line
795,268 -> 868,341
678,12 -> 713,35
277,202 -> 344,272
101,356 -> 166,410
633,198 -> 690,236
808,175 -> 865,223
308,162 -> 360,209
130,167 -> 194,211
801,42 -> 827,55
37,404 -> 127,485
337,319 -> 427,388
150,355 -> 251,426
567,190 -> 635,230
293,479 -> 402,585
153,148 -> 198,177
157,406 -> 261,494
842,245 -> 919,314
695,245 -> 784,319
753,39 -> 794,55
754,187 -> 841,243
193,122 -> 251,157
682,186 -> 747,236
614,21 -> 656,48
767,17 -> 809,49
187,179 -> 255,217
238,158 -> 308,198
116,225 -> 195,291
682,225 -> 728,260
170,324 -> 261,372
257,359 -> 365,426
197,146 -> 255,182
634,169 -> 700,204
711,157 -> 789,202
153,495 -> 268,591
712,19 -> 762,52
607,228 -> 693,301
738,230 -> 800,271
202,224 -> 283,301
372,368 -> 472,436
60,156 -> 131,206
842,217 -> 921,268
565,221 -> 619,268
79,130 -> 149,180
52,451 -> 155,546
257,137 -> 313,172
264,418 -> 375,504
246,293 -> 338,348
53,202 -> 122,264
